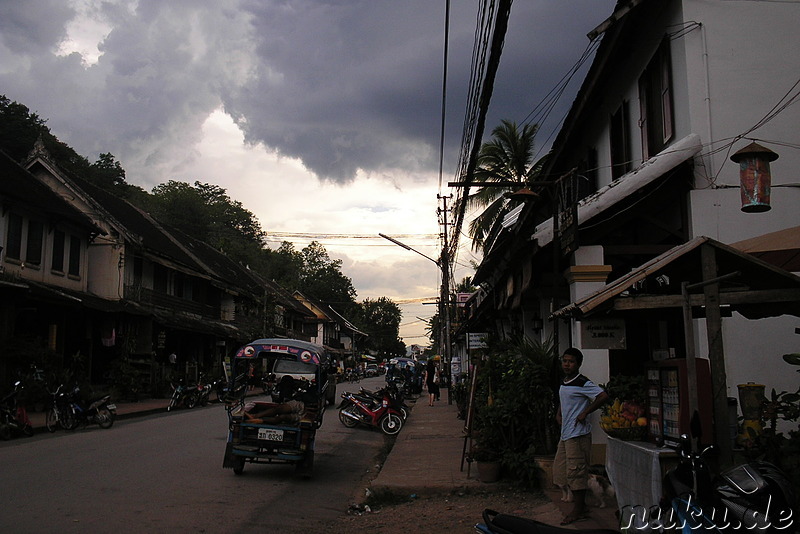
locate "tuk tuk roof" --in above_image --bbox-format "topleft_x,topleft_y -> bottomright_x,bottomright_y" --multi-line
234,338 -> 330,365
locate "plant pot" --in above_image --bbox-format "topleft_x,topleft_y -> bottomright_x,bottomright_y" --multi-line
476,460 -> 501,483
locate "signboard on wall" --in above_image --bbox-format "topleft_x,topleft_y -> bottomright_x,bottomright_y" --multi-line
468,332 -> 488,349
579,318 -> 626,350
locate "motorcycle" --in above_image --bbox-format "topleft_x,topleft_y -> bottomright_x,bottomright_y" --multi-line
338,386 -> 404,435
650,431 -> 796,532
352,384 -> 410,420
167,378 -> 197,411
64,386 -> 116,429
475,419 -> 797,533
192,374 -> 213,407
0,381 -> 34,440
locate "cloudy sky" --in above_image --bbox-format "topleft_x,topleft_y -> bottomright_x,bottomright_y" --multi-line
0,0 -> 615,345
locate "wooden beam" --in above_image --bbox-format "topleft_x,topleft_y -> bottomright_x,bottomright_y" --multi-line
612,288 -> 800,310
701,244 -> 733,466
603,244 -> 675,256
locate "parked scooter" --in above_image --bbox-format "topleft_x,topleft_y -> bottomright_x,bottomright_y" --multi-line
167,378 -> 197,411
353,383 -> 410,420
211,376 -> 233,403
64,386 -> 116,429
192,374 -> 213,407
0,381 -> 34,440
475,509 -> 618,534
475,419 -> 797,533
651,431 -> 796,532
338,387 -> 404,435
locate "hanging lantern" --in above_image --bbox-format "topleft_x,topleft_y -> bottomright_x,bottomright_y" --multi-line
730,142 -> 778,213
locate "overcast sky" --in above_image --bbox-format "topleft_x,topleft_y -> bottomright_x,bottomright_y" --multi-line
0,0 -> 616,345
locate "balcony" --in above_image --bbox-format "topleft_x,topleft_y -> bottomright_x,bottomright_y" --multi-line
125,284 -> 217,318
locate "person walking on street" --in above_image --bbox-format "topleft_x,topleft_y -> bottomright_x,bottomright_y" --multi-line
553,347 -> 609,525
423,360 -> 440,407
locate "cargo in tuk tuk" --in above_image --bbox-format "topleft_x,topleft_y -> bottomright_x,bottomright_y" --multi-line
222,338 -> 335,477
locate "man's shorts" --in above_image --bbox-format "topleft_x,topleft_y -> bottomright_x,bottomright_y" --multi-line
553,433 -> 591,490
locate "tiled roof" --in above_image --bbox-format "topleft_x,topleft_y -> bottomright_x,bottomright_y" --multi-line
0,149 -> 101,232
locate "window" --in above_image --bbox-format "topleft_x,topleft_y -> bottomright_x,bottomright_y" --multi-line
51,230 -> 65,272
610,101 -> 632,179
6,213 -> 23,260
26,220 -> 44,266
638,38 -> 674,159
68,235 -> 81,277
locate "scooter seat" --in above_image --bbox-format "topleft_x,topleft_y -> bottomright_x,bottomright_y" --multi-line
481,509 -> 619,534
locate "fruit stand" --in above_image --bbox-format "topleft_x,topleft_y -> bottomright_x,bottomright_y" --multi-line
600,375 -> 678,510
605,436 -> 677,510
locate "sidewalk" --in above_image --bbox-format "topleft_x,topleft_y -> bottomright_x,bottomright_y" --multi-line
370,393 -> 620,531
27,389 -> 620,530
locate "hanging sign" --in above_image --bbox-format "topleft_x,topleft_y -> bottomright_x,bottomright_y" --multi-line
579,318 -> 626,350
468,332 -> 488,350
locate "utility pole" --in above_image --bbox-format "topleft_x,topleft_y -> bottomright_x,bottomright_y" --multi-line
438,193 -> 453,404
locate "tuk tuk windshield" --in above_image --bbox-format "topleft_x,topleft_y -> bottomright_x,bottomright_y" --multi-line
274,359 -> 317,375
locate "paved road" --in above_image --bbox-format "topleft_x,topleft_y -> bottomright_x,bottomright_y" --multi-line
0,377 -> 390,533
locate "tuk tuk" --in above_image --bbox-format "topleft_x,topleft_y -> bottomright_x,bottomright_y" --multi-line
222,338 -> 335,477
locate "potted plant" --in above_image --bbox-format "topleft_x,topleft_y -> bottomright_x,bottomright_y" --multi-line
470,431 -> 502,483
470,335 -> 559,488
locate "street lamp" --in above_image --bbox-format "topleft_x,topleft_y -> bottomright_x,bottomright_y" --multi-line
380,233 -> 453,404
378,233 -> 440,265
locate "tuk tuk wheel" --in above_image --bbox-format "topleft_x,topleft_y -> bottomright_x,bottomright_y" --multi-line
379,413 -> 403,435
233,457 -> 245,475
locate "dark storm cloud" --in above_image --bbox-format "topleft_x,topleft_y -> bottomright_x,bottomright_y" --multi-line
0,0 -> 615,186
0,0 -> 73,55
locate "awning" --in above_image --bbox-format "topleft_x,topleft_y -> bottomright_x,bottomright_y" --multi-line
551,236 -> 800,320
531,133 -> 702,247
730,225 -> 800,272
152,309 -> 245,337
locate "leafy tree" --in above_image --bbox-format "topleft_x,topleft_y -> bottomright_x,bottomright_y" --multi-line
90,152 -> 127,188
356,297 -> 405,359
0,95 -> 140,198
0,95 -> 47,160
148,180 -> 266,265
299,241 -> 357,314
467,119 -> 546,252
263,241 -> 358,316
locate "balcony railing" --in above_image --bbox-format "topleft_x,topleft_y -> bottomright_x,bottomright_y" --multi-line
125,285 -> 217,318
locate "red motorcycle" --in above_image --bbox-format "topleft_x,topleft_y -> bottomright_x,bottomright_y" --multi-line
0,381 -> 33,440
338,387 -> 404,435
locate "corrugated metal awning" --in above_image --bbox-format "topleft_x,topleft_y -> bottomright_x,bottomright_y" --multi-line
532,133 -> 702,248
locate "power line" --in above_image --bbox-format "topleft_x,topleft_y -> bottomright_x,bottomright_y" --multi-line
264,232 -> 437,240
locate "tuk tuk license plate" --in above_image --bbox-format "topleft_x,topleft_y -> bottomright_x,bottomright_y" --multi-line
258,428 -> 284,442
106,404 -> 116,410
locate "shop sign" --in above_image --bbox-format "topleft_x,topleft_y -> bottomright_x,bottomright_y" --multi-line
580,318 -> 626,349
468,332 -> 488,349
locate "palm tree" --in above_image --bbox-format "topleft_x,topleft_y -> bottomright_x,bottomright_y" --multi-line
467,119 -> 546,252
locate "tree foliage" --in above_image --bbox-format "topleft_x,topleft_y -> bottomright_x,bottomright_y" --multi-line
0,95 -> 146,201
467,119 -> 547,252
263,241 -> 358,316
356,297 -> 405,359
